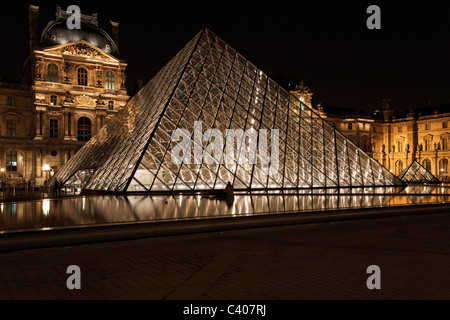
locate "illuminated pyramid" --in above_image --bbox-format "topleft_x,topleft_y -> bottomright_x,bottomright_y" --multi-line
52,28 -> 404,193
398,160 -> 441,184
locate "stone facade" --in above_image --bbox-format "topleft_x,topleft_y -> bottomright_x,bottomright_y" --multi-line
300,90 -> 450,182
0,5 -> 129,186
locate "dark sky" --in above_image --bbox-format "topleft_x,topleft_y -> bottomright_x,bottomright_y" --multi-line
1,1 -> 450,112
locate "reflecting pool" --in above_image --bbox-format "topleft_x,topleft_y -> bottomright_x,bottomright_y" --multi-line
1,185 -> 450,232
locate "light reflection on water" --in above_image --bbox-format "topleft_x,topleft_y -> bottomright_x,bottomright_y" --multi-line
1,185 -> 450,232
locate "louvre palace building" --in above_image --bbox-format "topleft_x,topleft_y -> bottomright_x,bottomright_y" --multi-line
0,5 -> 129,186
0,5 -> 449,188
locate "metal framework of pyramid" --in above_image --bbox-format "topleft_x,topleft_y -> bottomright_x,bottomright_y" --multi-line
398,160 -> 441,184
51,28 -> 404,193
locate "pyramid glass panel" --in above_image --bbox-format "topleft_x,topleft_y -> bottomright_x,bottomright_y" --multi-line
398,160 -> 441,184
52,28 -> 404,193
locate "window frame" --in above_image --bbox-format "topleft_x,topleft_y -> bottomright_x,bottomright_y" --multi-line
49,119 -> 59,139
7,96 -> 15,107
77,67 -> 88,86
50,95 -> 57,105
47,63 -> 59,83
77,117 -> 92,141
6,150 -> 17,172
6,119 -> 16,138
105,71 -> 115,90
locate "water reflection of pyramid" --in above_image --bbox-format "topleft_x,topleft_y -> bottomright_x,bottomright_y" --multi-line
398,160 -> 441,184
52,28 -> 404,193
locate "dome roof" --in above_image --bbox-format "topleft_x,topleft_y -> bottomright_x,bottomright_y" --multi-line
40,9 -> 119,57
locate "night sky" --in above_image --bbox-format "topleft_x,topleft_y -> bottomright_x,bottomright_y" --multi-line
1,1 -> 450,113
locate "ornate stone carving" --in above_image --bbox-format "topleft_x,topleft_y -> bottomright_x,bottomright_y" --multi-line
95,66 -> 103,87
35,57 -> 44,80
55,5 -> 98,26
290,81 -> 313,108
62,62 -> 72,84
63,91 -> 74,103
59,43 -> 112,61
75,94 -> 96,107
119,68 -> 126,90
96,95 -> 106,107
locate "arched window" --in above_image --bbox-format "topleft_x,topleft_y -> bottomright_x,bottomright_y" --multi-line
47,64 -> 58,83
105,71 -> 115,90
395,160 -> 404,175
439,158 -> 449,174
77,117 -> 91,141
423,159 -> 432,172
78,67 -> 88,86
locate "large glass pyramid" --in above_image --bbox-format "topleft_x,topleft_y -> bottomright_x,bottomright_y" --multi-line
398,160 -> 441,184
52,28 -> 404,193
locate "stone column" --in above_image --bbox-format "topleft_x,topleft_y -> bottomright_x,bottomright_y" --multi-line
72,113 -> 76,139
435,152 -> 439,178
35,111 -> 41,136
64,112 -> 69,137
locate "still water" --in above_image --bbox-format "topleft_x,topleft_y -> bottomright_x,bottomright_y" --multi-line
1,185 -> 450,232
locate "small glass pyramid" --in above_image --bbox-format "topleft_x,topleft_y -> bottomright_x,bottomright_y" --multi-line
398,160 -> 441,184
51,28 -> 404,193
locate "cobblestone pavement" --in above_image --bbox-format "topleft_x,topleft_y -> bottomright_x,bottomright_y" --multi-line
0,211 -> 450,300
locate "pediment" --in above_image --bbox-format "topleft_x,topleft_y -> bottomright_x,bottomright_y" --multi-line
43,41 -> 119,63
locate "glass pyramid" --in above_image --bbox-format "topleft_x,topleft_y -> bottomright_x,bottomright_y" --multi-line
51,28 -> 404,193
398,160 -> 441,184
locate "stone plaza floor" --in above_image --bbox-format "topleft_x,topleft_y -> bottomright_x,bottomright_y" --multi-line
0,209 -> 449,300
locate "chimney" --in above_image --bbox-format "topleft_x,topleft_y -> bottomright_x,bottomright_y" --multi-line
28,5 -> 40,51
110,20 -> 119,48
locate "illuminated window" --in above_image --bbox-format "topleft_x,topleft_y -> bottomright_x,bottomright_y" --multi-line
77,117 -> 91,141
47,64 -> 58,83
6,150 -> 17,172
439,158 -> 449,174
6,120 -> 16,137
78,68 -> 88,86
50,119 -> 58,138
50,95 -> 57,105
105,71 -> 115,90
